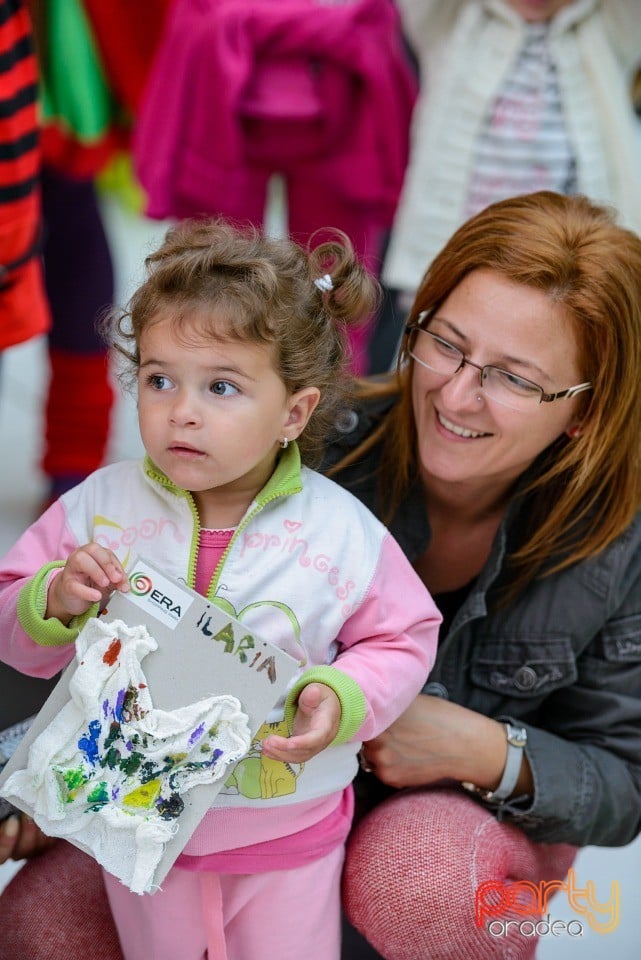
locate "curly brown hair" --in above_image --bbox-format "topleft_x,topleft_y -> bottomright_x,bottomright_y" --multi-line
107,217 -> 379,466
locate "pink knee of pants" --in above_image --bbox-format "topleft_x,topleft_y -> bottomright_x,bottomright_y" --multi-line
342,787 -> 577,960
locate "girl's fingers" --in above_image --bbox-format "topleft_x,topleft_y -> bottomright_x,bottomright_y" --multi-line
69,545 -> 127,589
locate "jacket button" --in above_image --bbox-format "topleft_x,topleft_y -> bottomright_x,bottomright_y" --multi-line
334,409 -> 359,434
513,665 -> 538,691
423,681 -> 449,699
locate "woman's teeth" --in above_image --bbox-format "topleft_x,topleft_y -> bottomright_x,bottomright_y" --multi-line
438,413 -> 487,438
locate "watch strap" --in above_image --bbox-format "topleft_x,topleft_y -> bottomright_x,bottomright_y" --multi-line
462,722 -> 527,802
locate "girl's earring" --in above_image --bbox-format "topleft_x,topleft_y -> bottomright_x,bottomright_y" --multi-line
280,437 -> 289,449
566,425 -> 582,439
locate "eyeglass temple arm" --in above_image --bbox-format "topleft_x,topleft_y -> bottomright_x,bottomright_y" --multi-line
541,382 -> 592,402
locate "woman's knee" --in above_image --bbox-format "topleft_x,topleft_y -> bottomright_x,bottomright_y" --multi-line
0,840 -> 122,960
342,788 -> 576,960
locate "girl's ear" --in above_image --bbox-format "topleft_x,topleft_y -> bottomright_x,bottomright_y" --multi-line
284,387 -> 321,439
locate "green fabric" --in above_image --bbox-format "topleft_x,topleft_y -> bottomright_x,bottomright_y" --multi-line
40,0 -> 118,141
284,666 -> 367,746
17,562 -> 98,647
97,153 -> 146,214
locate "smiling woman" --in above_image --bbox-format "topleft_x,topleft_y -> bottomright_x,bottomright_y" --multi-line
408,269 -> 589,498
322,190 -> 641,959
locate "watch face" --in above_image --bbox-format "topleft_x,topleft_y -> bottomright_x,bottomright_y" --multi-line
507,724 -> 528,747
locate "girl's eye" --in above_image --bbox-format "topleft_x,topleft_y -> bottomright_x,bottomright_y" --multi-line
146,373 -> 172,391
210,380 -> 239,397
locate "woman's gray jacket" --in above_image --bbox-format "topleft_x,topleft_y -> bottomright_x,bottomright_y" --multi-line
323,396 -> 641,847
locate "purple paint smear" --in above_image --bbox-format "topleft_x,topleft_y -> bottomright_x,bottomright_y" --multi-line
188,723 -> 205,747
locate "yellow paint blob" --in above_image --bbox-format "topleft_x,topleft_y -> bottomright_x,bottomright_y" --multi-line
122,778 -> 161,810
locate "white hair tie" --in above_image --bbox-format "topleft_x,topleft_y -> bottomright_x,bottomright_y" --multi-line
314,273 -> 334,293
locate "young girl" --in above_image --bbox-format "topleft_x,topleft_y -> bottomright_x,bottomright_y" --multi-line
0,218 -> 440,960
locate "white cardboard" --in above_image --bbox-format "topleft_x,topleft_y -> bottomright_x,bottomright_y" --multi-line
0,556 -> 299,890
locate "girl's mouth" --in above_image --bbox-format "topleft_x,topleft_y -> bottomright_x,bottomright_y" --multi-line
168,443 -> 206,457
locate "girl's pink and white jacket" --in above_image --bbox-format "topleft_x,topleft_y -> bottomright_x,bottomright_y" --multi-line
0,444 -> 439,857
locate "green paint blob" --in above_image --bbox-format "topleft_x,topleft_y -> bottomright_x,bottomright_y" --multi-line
87,782 -> 109,805
102,746 -> 121,770
120,752 -> 143,777
60,767 -> 88,802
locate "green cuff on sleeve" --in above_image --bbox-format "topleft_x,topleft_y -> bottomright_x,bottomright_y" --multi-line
17,562 -> 99,647
283,665 -> 368,746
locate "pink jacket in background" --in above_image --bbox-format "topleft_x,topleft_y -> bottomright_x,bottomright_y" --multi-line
133,0 -> 417,224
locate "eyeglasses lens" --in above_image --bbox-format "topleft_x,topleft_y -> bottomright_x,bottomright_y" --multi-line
409,329 -> 542,412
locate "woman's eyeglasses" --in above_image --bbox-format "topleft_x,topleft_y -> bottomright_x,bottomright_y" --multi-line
405,324 -> 592,413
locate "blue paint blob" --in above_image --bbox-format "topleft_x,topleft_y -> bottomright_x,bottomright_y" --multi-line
113,688 -> 126,722
78,718 -> 102,766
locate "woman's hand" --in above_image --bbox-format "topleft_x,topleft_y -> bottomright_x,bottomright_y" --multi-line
261,683 -> 341,764
0,813 -> 57,864
46,543 -> 129,625
360,694 -> 532,796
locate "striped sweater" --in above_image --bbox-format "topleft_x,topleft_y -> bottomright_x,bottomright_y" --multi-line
0,0 -> 48,349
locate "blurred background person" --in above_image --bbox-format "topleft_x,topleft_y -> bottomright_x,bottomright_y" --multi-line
372,0 -> 641,363
0,0 -> 49,367
133,0 -> 417,375
29,0 -> 171,511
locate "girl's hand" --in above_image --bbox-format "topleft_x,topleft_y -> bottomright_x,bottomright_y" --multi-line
359,694 -> 532,796
261,683 -> 341,764
45,543 -> 129,626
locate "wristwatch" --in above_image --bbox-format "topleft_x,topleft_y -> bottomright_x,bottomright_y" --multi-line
461,722 -> 528,802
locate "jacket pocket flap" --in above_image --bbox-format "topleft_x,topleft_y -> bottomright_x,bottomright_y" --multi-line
601,615 -> 641,662
471,636 -> 577,697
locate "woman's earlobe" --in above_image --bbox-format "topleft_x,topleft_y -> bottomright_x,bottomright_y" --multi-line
566,424 -> 582,439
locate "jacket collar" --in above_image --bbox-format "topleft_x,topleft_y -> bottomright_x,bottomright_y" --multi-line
143,441 -> 304,511
484,0 -> 600,33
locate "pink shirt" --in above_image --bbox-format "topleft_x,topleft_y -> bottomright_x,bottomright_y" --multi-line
178,528 -> 352,873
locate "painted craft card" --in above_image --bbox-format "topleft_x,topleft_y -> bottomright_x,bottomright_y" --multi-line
0,557 -> 298,894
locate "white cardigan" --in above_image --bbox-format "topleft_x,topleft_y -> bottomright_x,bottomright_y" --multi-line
384,0 -> 641,291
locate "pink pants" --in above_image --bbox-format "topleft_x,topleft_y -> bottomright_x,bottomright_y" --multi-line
103,846 -> 344,960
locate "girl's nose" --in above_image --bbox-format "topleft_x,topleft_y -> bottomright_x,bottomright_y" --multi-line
169,391 -> 201,426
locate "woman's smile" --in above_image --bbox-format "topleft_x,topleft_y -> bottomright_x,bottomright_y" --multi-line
436,410 -> 491,440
